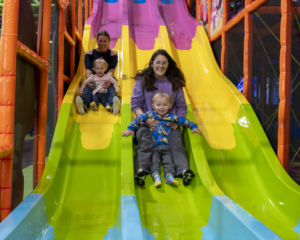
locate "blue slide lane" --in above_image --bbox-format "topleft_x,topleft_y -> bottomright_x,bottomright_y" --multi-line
104,195 -> 155,240
0,194 -> 54,240
201,195 -> 282,240
293,218 -> 300,234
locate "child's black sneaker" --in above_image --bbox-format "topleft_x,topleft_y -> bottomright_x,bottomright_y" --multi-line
135,171 -> 147,186
183,169 -> 195,186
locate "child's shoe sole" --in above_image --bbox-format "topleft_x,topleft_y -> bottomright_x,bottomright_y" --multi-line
75,96 -> 85,115
183,169 -> 195,186
155,181 -> 161,187
135,171 -> 147,186
172,179 -> 179,186
112,97 -> 120,115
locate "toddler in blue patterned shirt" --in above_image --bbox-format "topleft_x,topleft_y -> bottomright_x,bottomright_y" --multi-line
122,93 -> 201,187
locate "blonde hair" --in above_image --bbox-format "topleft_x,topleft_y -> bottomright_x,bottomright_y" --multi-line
93,58 -> 108,69
152,93 -> 172,104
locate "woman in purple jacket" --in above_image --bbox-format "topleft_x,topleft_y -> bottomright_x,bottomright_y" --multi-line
131,49 -> 195,186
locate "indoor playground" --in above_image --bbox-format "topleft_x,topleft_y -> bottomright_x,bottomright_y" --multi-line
0,0 -> 300,239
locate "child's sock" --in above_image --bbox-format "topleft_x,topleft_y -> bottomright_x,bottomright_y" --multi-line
112,96 -> 120,115
75,96 -> 86,115
165,175 -> 179,186
182,169 -> 195,186
105,103 -> 111,111
153,175 -> 162,187
90,101 -> 97,111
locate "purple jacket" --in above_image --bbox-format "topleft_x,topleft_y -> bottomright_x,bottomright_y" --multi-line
131,77 -> 187,118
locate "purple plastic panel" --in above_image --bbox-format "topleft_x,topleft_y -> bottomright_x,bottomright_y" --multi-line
128,0 -> 160,50
87,0 -> 122,49
84,0 -> 202,50
157,0 -> 201,50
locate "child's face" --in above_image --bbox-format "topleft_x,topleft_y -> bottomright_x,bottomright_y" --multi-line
152,96 -> 172,116
93,62 -> 107,77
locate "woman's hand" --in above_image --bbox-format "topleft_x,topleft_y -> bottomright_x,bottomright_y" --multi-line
103,81 -> 112,89
87,82 -> 95,89
192,128 -> 201,135
146,118 -> 159,130
121,130 -> 135,137
169,122 -> 179,130
86,50 -> 92,55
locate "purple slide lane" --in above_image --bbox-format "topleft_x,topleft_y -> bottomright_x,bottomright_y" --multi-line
87,0 -> 122,49
128,0 -> 161,50
157,0 -> 201,50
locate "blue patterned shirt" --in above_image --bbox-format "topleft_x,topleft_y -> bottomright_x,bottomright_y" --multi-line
128,110 -> 198,146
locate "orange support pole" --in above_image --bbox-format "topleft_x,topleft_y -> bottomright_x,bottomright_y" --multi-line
278,0 -> 292,171
16,41 -> 49,71
210,0 -> 269,43
89,0 -> 92,16
78,0 -> 82,37
243,0 -> 254,103
208,0 -> 212,38
71,0 -> 76,79
65,28 -> 75,46
196,0 -> 199,21
63,74 -> 72,83
57,0 -> 67,9
58,8 -> 65,117
36,0 -> 52,183
75,28 -> 83,42
186,0 -> 192,13
224,9 -> 245,32
85,0 -> 88,22
0,143 -> 13,159
0,0 -> 20,221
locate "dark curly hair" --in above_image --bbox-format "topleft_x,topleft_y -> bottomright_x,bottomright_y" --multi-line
133,49 -> 186,91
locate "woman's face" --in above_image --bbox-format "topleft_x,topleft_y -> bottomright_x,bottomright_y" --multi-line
97,35 -> 110,52
151,54 -> 169,79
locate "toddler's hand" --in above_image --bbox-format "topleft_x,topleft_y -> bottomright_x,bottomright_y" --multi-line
121,130 -> 135,138
86,50 -> 92,55
192,128 -> 201,135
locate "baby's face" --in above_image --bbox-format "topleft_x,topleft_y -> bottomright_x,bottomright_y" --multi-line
152,96 -> 172,116
94,63 -> 107,77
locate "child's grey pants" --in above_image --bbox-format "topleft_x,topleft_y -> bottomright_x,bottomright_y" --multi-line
134,126 -> 190,177
151,145 -> 175,177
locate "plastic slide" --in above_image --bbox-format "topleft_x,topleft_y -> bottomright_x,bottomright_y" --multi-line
1,0 -> 300,239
